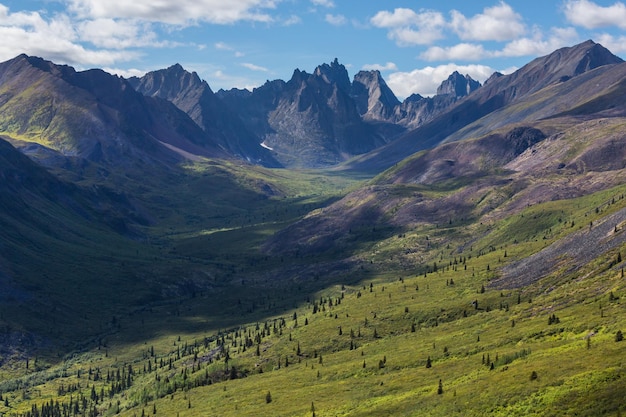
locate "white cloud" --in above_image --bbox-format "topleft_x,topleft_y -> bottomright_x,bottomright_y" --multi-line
420,43 -> 489,61
66,0 -> 281,25
498,27 -> 579,57
310,0 -> 334,8
387,64 -> 495,99
104,67 -> 148,78
215,41 -> 245,57
215,41 -> 234,50
211,69 -> 263,91
362,62 -> 398,71
563,0 -> 626,29
594,33 -> 626,53
283,15 -> 301,26
371,8 -> 446,46
78,19 -> 168,49
241,62 -> 269,72
371,8 -> 421,27
418,26 -> 579,62
371,4 -> 526,47
325,13 -> 346,26
450,2 -> 526,41
0,5 -> 138,65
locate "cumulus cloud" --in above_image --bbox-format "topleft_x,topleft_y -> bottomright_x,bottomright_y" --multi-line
450,2 -> 526,41
362,62 -> 398,71
0,5 -> 138,65
386,64 -> 495,99
498,27 -> 579,57
325,14 -> 346,26
420,43 -> 489,61
594,33 -> 626,53
104,67 -> 149,78
418,26 -> 580,62
370,8 -> 446,46
66,0 -> 280,25
371,3 -> 526,46
563,0 -> 626,29
78,19 -> 169,49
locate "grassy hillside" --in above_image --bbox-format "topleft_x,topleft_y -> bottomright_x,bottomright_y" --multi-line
0,148 -> 363,358
0,164 -> 625,416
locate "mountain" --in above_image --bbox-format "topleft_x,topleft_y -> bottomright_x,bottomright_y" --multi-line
351,70 -> 400,121
345,40 -> 624,172
128,65 -> 280,167
265,41 -> 626,256
216,61 -> 481,168
1,40 -> 626,417
218,59 -> 391,167
0,54 -> 227,171
436,71 -> 481,97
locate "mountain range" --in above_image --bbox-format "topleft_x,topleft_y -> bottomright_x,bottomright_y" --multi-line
1,39 -> 626,416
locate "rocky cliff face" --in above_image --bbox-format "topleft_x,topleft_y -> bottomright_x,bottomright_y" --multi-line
218,60 -> 389,167
216,60 -> 485,167
380,72 -> 479,132
351,70 -> 400,121
128,65 -> 279,166
436,71 -> 481,97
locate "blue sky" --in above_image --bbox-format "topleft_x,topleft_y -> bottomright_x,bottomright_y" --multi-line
2,1 -> 626,98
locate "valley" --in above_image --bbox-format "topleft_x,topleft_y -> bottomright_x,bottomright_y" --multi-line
0,40 -> 625,416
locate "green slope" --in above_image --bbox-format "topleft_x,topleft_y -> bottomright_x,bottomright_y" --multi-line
1,181 -> 625,417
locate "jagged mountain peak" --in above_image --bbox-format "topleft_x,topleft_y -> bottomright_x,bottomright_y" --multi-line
535,39 -> 622,76
129,64 -> 210,99
404,93 -> 425,102
484,71 -> 503,85
313,58 -> 351,92
351,69 -> 400,120
129,61 -> 279,166
436,71 -> 481,98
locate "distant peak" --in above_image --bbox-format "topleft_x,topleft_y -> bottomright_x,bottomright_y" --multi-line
314,59 -> 351,92
436,72 -> 481,98
168,63 -> 185,72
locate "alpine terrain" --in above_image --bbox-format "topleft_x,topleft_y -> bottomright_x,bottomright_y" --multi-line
0,40 -> 625,417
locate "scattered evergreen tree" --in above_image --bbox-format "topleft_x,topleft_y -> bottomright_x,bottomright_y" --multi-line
616,330 -> 623,342
265,391 -> 272,404
437,379 -> 443,395
548,314 -> 560,325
